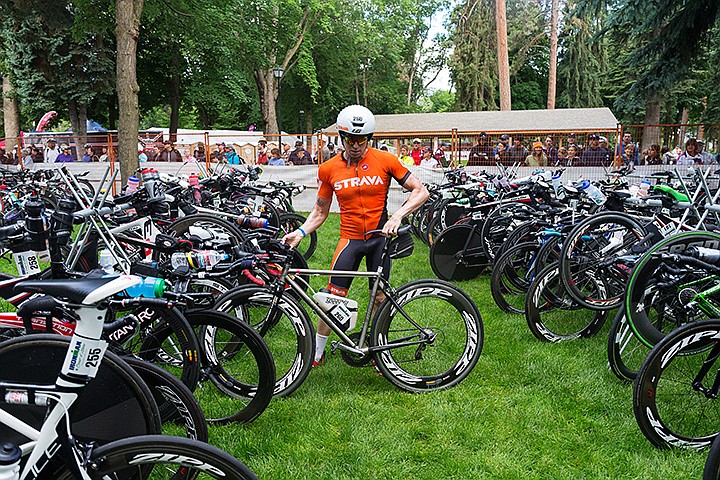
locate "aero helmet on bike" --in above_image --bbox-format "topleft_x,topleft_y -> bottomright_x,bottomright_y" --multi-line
336,105 -> 376,137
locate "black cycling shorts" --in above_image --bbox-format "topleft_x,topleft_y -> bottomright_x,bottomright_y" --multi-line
327,236 -> 390,296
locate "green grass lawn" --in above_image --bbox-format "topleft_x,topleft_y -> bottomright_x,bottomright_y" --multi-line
207,214 -> 706,479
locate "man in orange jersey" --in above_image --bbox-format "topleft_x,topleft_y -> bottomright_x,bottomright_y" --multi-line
283,105 -> 429,366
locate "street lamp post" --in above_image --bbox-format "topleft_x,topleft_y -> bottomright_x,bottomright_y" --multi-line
272,66 -> 284,150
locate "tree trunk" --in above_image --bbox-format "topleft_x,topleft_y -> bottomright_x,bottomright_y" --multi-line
547,0 -> 559,109
678,107 -> 689,146
305,106 -> 312,136
2,76 -> 20,154
254,68 -> 279,141
169,45 -> 181,142
641,92 -> 662,147
115,0 -> 144,185
67,100 -> 88,161
496,0 -> 511,111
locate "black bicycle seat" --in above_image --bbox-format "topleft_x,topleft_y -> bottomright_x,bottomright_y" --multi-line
14,276 -> 131,304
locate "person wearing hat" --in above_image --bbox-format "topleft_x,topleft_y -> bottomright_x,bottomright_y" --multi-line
44,138 -> 60,163
420,147 -> 440,168
525,141 -> 548,167
154,140 -> 182,162
289,140 -> 312,165
581,134 -> 610,166
224,144 -> 243,165
410,138 -> 423,165
55,145 -> 74,163
468,132 -> 493,166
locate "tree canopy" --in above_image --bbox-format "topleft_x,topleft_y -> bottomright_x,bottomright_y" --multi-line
1,0 -> 720,138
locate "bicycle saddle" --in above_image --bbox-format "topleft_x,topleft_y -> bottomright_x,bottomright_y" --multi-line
15,275 -> 141,305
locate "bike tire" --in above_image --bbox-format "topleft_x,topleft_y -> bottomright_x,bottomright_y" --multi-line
625,231 -> 720,347
214,285 -> 314,398
0,334 -> 160,446
53,435 -> 258,480
525,262 -> 608,342
371,279 -> 484,393
123,356 -> 209,442
429,223 -> 487,281
606,305 -> 649,382
490,241 -> 540,314
277,212 -> 317,260
188,309 -> 275,424
120,302 -> 201,392
705,435 -> 720,480
163,213 -> 246,252
559,212 -> 646,311
633,319 -> 720,449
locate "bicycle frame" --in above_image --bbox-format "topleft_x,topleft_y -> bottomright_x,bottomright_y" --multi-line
274,262 -> 427,358
0,296 -> 114,480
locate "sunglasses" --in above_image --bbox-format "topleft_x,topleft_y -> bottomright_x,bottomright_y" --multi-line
340,133 -> 370,146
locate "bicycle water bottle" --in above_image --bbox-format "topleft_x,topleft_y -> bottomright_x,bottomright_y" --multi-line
99,249 -> 116,273
188,173 -> 199,187
686,246 -> 720,265
170,250 -> 230,270
0,443 -> 21,480
313,289 -> 358,331
580,180 -> 606,205
552,173 -> 566,200
125,175 -> 140,194
123,276 -> 166,298
638,179 -> 651,196
237,214 -> 269,229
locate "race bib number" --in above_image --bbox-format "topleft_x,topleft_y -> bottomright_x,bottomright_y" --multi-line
659,222 -> 677,237
61,336 -> 108,378
14,251 -> 41,276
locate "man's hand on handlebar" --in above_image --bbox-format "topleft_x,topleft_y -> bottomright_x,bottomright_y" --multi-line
382,216 -> 402,236
282,229 -> 304,248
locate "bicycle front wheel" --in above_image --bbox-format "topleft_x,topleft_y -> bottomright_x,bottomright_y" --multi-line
371,279 -> 483,393
633,319 -> 720,449
54,435 -> 258,480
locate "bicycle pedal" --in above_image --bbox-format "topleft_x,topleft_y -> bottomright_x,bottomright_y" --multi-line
329,340 -> 340,354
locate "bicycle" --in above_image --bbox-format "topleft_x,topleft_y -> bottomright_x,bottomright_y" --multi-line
215,225 -> 484,395
0,273 -> 258,479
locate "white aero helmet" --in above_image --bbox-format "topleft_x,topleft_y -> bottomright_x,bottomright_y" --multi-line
336,105 -> 376,137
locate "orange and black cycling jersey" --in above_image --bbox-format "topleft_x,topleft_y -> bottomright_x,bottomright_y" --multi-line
318,148 -> 411,240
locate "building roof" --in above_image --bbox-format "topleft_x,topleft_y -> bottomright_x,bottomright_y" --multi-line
323,108 -> 618,136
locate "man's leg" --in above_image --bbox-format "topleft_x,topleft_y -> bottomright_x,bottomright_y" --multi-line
314,239 -> 360,366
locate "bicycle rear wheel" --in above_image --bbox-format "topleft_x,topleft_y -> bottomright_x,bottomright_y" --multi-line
625,231 -> 720,347
122,356 -> 208,442
189,309 -> 275,424
559,212 -> 646,310
54,435 -> 258,480
606,305 -> 648,382
525,262 -> 608,342
0,335 -> 160,446
371,279 -> 484,392
490,241 -> 540,314
429,223 -> 487,281
633,319 -> 720,449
